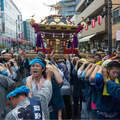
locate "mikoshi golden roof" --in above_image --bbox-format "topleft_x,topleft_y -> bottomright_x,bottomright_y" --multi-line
30,15 -> 78,34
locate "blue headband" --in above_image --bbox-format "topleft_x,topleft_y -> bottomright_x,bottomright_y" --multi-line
29,58 -> 45,68
0,70 -> 8,76
7,86 -> 30,100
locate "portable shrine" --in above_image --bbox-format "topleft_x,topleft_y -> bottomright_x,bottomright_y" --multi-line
30,15 -> 84,54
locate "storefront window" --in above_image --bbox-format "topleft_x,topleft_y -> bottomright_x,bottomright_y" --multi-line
113,7 -> 120,24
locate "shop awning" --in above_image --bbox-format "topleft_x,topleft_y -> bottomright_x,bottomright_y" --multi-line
79,34 -> 95,43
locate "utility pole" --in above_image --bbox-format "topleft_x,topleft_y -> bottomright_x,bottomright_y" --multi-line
108,0 -> 112,56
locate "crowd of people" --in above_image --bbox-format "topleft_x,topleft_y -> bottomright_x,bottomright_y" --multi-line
0,46 -> 120,120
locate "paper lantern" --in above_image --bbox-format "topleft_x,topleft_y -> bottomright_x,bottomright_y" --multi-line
5,37 -> 7,40
85,24 -> 88,30
98,16 -> 102,25
91,19 -> 95,28
21,32 -> 23,40
1,36 -> 3,40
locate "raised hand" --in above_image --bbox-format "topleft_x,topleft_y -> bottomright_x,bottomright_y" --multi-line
102,68 -> 108,82
46,66 -> 53,80
64,54 -> 69,60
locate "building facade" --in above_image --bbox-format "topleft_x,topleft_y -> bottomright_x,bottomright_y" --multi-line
112,0 -> 120,47
0,0 -> 23,49
71,0 -> 108,52
58,0 -> 79,18
23,19 -> 36,48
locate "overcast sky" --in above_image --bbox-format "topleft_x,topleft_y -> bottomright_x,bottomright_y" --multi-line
12,0 -> 60,22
